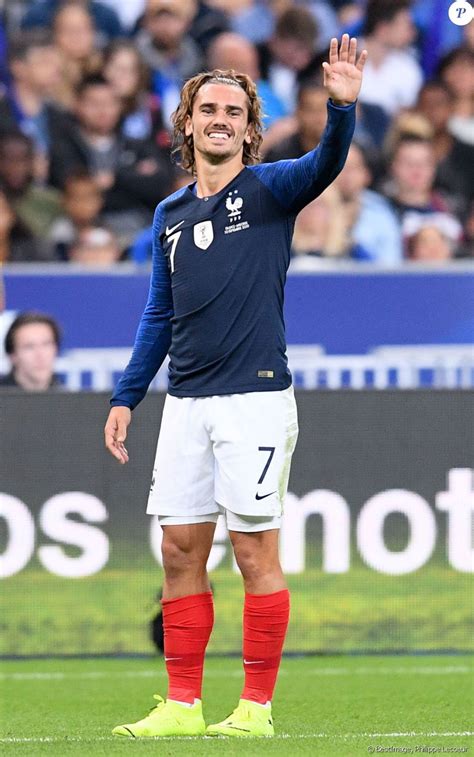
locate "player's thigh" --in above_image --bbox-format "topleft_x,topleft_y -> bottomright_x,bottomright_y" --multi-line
160,519 -> 218,566
146,395 -> 215,516
212,387 -> 298,516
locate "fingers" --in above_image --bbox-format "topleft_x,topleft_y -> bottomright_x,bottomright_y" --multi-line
329,36 -> 338,65
104,423 -> 129,465
339,33 -> 350,62
116,421 -> 127,443
356,48 -> 368,71
348,36 -> 357,66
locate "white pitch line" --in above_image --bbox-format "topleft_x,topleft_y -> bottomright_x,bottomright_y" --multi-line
0,665 -> 471,681
0,732 -> 472,743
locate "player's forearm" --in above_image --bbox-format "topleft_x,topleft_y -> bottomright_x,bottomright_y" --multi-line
110,317 -> 172,410
309,100 -> 356,193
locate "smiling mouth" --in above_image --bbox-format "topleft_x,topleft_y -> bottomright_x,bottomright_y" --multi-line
207,132 -> 231,141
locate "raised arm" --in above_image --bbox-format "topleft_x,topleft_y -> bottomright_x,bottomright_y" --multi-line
253,35 -> 367,215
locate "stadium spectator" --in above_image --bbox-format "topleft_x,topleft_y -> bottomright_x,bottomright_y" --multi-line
406,221 -> 457,262
0,30 -> 64,176
291,185 -> 349,259
0,189 -> 56,262
415,81 -> 474,220
0,311 -> 61,390
48,170 -> 105,259
102,40 -> 168,144
257,6 -> 319,113
437,47 -> 474,145
135,0 -> 203,126
264,82 -> 328,162
264,78 -> 389,162
386,135 -> 462,255
68,226 -> 122,265
48,75 -> 173,246
51,0 -> 104,109
0,131 -> 62,240
206,32 -> 287,128
335,143 -> 402,263
359,0 -> 423,115
21,0 -> 123,42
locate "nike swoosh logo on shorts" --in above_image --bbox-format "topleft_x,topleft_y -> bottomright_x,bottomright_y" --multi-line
255,491 -> 276,500
165,220 -> 184,236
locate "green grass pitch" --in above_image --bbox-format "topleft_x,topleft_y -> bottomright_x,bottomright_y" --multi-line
1,656 -> 472,755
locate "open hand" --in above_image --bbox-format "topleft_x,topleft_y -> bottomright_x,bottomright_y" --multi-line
104,406 -> 131,464
322,34 -> 367,107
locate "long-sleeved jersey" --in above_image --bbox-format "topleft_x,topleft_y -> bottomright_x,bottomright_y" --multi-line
111,100 -> 355,409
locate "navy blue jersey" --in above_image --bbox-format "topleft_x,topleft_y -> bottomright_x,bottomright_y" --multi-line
111,100 -> 355,409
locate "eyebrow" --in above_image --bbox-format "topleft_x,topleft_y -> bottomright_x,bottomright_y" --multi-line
198,102 -> 245,112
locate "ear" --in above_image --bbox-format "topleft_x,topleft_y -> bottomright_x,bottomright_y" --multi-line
244,124 -> 252,145
184,114 -> 193,138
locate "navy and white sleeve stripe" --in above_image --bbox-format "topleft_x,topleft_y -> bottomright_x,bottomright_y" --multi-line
110,204 -> 173,410
252,100 -> 356,215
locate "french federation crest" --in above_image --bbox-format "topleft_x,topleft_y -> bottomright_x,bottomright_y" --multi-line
193,220 -> 214,250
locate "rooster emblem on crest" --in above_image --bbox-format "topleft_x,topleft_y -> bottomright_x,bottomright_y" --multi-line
226,190 -> 243,220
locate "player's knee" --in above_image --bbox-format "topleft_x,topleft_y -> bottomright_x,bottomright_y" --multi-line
233,545 -> 273,582
161,538 -> 205,576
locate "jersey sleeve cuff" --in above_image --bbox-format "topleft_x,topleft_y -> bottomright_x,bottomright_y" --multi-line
110,399 -> 134,410
328,98 -> 357,111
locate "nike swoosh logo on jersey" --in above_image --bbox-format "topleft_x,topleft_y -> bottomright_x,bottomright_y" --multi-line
165,220 -> 184,236
255,491 -> 276,500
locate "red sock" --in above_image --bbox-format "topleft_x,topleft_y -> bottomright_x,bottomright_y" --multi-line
241,589 -> 290,704
161,591 -> 214,704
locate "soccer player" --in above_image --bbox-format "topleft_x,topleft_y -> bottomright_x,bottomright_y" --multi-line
105,34 -> 366,738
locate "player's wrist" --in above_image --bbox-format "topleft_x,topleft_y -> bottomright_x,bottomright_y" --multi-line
329,98 -> 356,108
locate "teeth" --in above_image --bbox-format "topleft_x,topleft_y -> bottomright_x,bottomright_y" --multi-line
208,132 -> 229,139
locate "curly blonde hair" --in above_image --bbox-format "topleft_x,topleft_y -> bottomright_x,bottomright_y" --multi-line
171,69 -> 264,174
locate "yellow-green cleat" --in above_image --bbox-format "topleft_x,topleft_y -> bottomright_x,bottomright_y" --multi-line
112,694 -> 206,738
206,699 -> 274,738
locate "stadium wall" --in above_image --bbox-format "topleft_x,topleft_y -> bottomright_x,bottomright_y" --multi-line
1,390 -> 472,656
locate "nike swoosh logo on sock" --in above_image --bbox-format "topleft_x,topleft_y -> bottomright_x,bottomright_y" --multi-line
164,657 -> 182,661
243,659 -> 265,664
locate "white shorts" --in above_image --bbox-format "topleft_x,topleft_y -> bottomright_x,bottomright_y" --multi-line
146,386 -> 298,525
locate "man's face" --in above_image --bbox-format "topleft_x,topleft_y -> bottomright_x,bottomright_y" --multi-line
185,82 -> 252,165
76,85 -> 122,135
64,179 -> 103,225
391,142 -> 436,194
10,323 -> 58,389
54,5 -> 95,61
417,87 -> 451,134
336,145 -> 370,199
296,88 -> 328,144
0,139 -> 33,193
12,45 -> 62,95
147,8 -> 189,49
270,36 -> 313,71
384,9 -> 415,49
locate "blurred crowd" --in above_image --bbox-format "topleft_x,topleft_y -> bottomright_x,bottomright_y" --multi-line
0,0 -> 472,266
